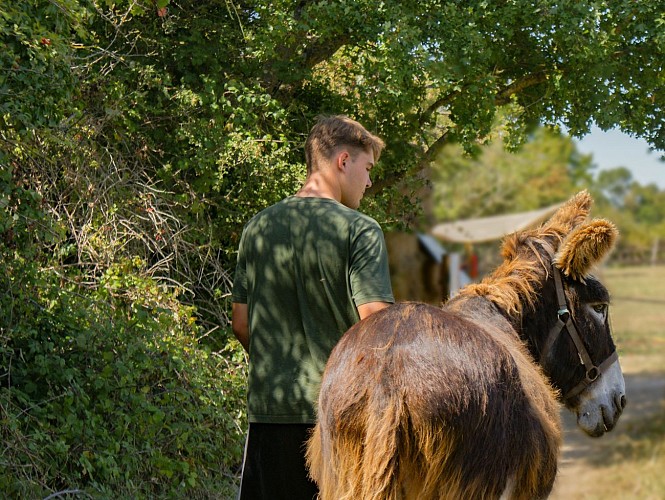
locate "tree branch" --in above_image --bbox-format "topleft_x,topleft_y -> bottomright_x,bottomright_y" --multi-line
372,71 -> 550,199
420,91 -> 457,126
495,71 -> 549,105
423,130 -> 449,164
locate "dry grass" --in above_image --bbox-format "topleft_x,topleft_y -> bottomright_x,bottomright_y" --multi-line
553,399 -> 665,500
602,265 -> 665,369
601,411 -> 665,498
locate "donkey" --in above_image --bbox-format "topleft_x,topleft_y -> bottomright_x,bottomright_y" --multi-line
306,191 -> 626,500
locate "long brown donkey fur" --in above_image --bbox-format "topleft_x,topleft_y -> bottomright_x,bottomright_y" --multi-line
306,191 -> 624,500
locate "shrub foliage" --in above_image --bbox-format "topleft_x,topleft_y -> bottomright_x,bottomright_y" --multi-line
0,170 -> 246,496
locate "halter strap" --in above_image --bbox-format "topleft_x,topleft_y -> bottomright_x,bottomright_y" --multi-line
552,267 -> 596,373
565,350 -> 618,400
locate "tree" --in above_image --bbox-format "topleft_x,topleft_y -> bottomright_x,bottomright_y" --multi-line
5,0 -> 665,278
228,0 -> 665,190
591,168 -> 665,255
430,125 -> 595,221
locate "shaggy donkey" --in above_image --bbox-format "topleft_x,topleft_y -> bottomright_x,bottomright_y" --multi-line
307,191 -> 626,500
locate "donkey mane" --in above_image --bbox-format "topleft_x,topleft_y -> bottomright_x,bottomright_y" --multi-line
459,248 -> 550,317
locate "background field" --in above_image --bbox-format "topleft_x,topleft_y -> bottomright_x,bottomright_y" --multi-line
551,265 -> 665,499
605,265 -> 665,367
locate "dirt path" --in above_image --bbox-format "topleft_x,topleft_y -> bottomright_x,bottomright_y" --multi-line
550,369 -> 665,499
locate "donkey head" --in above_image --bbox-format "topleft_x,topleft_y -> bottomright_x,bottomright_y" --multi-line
461,191 -> 626,436
523,191 -> 626,437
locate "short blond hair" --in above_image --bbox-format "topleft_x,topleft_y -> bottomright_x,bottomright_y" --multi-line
305,115 -> 385,174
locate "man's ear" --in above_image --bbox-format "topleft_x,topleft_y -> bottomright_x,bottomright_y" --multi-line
336,151 -> 349,171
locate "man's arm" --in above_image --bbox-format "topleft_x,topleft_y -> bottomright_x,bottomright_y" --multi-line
232,302 -> 250,353
357,301 -> 392,320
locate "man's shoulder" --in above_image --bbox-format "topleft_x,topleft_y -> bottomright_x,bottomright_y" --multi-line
242,198 -> 291,226
320,201 -> 382,232
243,197 -> 381,231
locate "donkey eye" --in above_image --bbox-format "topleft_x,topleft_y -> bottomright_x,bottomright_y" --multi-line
592,304 -> 607,314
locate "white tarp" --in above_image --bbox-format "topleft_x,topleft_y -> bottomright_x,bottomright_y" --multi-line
431,203 -> 563,244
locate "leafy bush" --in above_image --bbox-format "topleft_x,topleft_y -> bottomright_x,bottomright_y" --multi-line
0,172 -> 247,498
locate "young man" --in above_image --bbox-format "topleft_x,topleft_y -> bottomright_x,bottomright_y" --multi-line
232,115 -> 394,499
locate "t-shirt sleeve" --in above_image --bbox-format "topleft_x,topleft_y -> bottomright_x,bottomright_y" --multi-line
231,229 -> 248,304
349,218 -> 395,306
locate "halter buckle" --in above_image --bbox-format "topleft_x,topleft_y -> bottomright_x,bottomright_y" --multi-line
585,366 -> 600,383
557,308 -> 570,323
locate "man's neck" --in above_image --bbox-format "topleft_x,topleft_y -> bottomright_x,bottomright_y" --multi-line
295,172 -> 340,202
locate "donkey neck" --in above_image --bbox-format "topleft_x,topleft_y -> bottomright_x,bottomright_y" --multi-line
445,293 -> 516,338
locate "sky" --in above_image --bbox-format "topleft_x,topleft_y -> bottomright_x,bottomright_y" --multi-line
574,126 -> 665,189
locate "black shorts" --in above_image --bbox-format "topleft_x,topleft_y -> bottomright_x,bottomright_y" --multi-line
238,422 -> 319,500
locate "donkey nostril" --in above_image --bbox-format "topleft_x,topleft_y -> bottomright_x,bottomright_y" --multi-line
620,395 -> 627,409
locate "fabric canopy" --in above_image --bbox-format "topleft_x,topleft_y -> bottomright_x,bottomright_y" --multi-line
430,203 -> 563,244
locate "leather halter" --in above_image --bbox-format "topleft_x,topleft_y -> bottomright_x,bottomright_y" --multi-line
534,240 -> 619,402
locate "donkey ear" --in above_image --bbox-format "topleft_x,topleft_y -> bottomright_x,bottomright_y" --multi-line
544,190 -> 593,235
554,219 -> 619,279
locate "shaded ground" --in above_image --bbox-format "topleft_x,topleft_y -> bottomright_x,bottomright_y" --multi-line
551,368 -> 665,499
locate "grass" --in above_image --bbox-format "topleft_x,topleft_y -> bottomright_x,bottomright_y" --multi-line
602,265 -> 665,371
